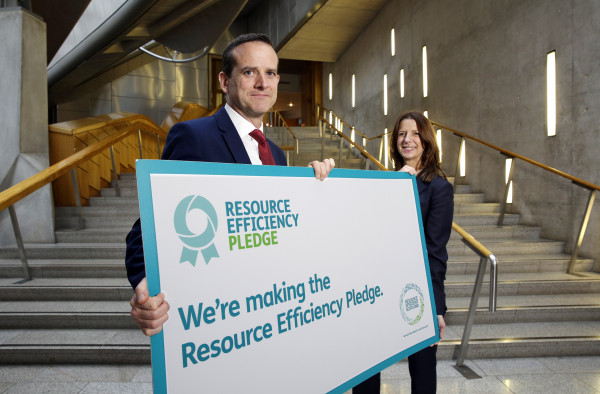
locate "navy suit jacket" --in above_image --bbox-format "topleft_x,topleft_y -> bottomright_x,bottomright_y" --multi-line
416,175 -> 454,316
125,107 -> 286,289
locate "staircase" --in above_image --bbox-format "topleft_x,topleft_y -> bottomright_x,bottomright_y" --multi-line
0,128 -> 598,364
266,126 -> 365,169
442,181 -> 600,359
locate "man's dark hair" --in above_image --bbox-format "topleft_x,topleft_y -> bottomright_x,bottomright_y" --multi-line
222,33 -> 275,77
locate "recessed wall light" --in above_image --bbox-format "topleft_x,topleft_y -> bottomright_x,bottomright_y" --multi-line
422,46 -> 428,98
547,51 -> 556,136
352,74 -> 356,108
383,74 -> 388,115
400,69 -> 405,98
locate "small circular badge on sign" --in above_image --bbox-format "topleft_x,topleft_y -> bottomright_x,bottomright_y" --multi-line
399,283 -> 425,326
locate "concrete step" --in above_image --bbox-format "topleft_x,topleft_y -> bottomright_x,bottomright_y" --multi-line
454,184 -> 472,194
0,244 -> 126,260
453,203 -> 500,214
55,215 -> 139,229
447,239 -> 565,256
0,237 -> 566,261
55,228 -> 132,243
445,272 -> 600,297
449,225 -> 541,240
88,197 -> 139,207
446,254 -> 594,274
0,278 -> 132,301
101,187 -> 138,198
453,213 -> 520,226
1,321 -> 598,364
445,293 -> 600,324
55,206 -> 140,218
1,297 -> 596,329
0,301 -> 135,329
446,305 -> 600,325
438,321 -> 600,359
453,193 -> 486,203
0,329 -> 149,364
0,259 -> 126,278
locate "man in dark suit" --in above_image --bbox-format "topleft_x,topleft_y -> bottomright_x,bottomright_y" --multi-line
126,33 -> 335,336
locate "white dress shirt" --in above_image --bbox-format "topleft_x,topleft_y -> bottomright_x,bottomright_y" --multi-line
224,104 -> 264,165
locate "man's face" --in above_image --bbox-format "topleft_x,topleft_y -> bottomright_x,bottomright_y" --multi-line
219,41 -> 280,127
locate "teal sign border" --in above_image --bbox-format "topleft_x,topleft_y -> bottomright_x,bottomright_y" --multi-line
136,159 -> 439,394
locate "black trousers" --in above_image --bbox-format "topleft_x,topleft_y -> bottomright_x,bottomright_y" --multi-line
352,345 -> 438,394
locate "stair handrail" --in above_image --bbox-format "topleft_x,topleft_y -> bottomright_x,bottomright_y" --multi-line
264,109 -> 299,165
451,223 -> 498,367
431,121 -> 600,192
431,120 -> 598,275
318,104 -> 399,167
317,104 -> 382,144
315,103 -> 498,366
0,116 -> 167,280
316,107 -> 386,170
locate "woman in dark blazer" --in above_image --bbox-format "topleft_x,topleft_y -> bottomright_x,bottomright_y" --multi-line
353,111 -> 453,393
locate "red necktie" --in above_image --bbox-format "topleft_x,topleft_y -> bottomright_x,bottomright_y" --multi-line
249,129 -> 276,165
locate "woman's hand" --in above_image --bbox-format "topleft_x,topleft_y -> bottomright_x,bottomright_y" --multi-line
398,165 -> 417,175
431,315 -> 446,347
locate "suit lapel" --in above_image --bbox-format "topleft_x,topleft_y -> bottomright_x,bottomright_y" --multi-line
214,107 -> 252,164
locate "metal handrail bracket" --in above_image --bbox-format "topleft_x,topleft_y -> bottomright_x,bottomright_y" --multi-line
109,146 -> 121,198
70,169 -> 85,230
455,248 -> 498,368
567,188 -> 596,275
8,205 -> 31,280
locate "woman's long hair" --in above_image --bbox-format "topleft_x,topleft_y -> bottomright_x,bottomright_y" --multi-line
389,111 -> 446,183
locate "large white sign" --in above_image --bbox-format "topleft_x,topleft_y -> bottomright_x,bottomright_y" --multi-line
136,160 -> 439,393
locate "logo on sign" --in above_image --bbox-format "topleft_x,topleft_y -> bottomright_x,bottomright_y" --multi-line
174,195 -> 219,266
399,283 -> 425,325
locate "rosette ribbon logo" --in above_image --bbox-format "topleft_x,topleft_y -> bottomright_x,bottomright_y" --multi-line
174,195 -> 219,266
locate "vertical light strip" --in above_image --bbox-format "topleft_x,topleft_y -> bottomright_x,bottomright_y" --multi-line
329,73 -> 333,100
547,51 -> 556,136
424,110 -> 429,118
351,74 -> 356,108
383,74 -> 388,115
391,29 -> 395,56
351,127 -> 355,143
505,158 -> 513,203
422,46 -> 428,98
384,128 -> 389,169
436,129 -> 442,163
459,139 -> 466,177
400,69 -> 405,98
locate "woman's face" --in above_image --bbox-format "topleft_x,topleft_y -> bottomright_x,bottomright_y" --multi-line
397,118 -> 424,167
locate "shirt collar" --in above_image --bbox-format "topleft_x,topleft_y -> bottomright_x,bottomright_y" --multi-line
224,104 -> 263,139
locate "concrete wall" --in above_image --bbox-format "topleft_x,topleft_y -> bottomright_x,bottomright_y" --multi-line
0,8 -> 54,246
324,0 -> 600,262
56,56 -> 209,124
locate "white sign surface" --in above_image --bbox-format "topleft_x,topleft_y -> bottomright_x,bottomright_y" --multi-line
136,160 -> 439,393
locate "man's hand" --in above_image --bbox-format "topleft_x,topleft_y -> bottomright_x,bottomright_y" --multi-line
398,165 -> 417,175
130,277 -> 170,336
431,314 -> 446,347
308,158 -> 335,181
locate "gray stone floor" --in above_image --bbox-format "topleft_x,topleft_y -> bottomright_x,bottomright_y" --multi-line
0,356 -> 598,393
